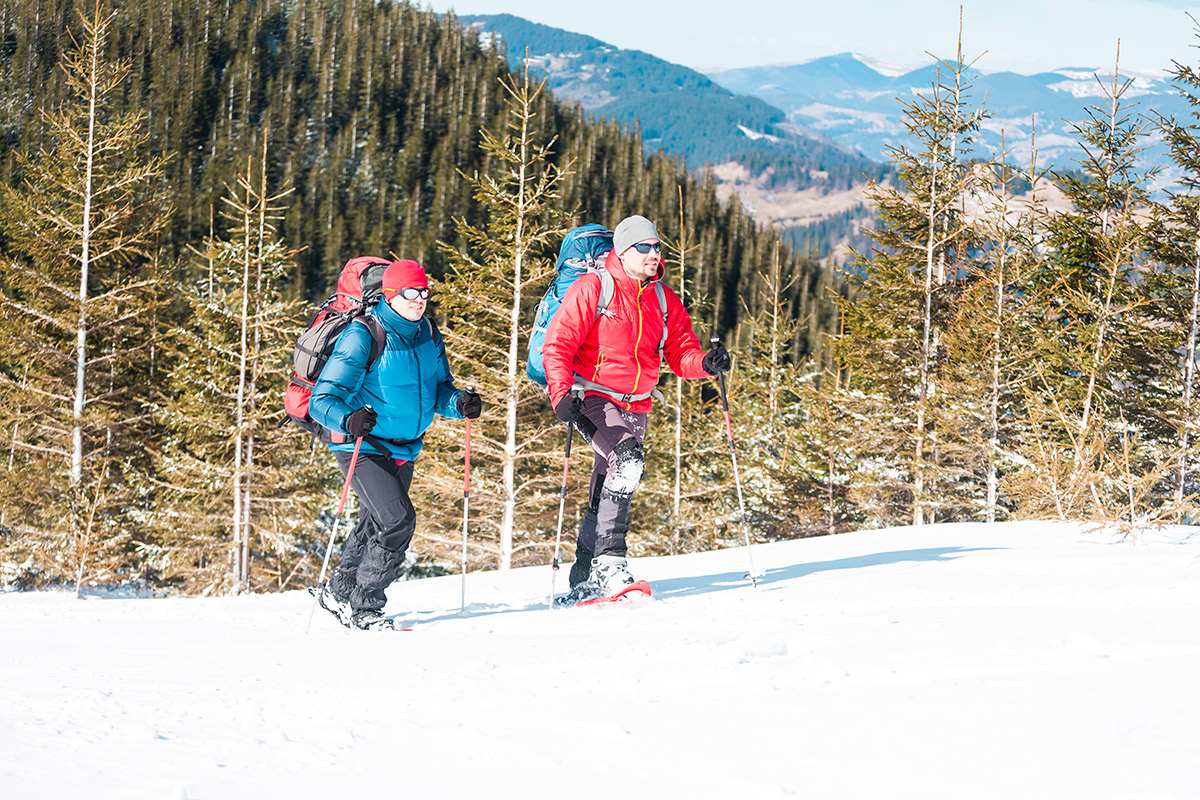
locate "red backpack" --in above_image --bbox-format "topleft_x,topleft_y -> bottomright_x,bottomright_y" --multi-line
283,256 -> 390,441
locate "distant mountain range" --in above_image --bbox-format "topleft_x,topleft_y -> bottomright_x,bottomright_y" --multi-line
454,15 -> 1191,261
458,14 -> 888,258
458,15 -> 885,187
707,53 -> 1187,179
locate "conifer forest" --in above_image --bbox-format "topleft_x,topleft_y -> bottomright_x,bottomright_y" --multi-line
2,0 -> 1199,595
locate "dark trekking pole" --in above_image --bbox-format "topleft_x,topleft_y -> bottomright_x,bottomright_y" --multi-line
712,336 -> 761,587
459,408 -> 472,614
548,418 -> 576,608
305,428 -> 367,633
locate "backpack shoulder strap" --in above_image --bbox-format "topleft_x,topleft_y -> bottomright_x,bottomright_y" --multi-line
422,313 -> 445,348
592,268 -> 616,319
655,282 -> 669,354
356,315 -> 387,368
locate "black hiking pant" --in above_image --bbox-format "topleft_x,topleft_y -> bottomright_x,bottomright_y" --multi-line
573,396 -> 648,565
328,450 -> 416,613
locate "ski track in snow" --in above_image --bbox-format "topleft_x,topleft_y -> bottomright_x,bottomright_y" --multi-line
3,520 -> 1199,799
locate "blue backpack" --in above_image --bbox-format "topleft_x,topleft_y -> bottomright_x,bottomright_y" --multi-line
526,224 -> 616,386
526,223 -> 668,392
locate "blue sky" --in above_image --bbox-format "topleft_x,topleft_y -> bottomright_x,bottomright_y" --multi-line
421,0 -> 1199,76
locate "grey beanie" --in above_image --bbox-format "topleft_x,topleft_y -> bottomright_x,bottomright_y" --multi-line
612,215 -> 660,256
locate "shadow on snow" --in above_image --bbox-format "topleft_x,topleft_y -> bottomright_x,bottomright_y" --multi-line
652,546 -> 1001,600
402,546 -> 1000,626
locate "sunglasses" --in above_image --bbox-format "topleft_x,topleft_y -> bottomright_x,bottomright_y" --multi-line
631,242 -> 662,254
392,287 -> 430,300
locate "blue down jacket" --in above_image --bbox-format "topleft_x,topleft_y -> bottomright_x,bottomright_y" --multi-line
309,298 -> 464,461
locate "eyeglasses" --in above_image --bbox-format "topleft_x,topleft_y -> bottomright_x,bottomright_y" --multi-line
631,242 -> 662,254
392,287 -> 430,300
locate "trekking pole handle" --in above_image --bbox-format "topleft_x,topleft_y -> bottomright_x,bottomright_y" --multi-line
711,335 -> 735,428
710,336 -> 728,394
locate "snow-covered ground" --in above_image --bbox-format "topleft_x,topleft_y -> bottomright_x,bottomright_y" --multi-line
3,521 -> 1199,800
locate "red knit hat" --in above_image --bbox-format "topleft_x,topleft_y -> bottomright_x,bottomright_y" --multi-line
381,259 -> 429,295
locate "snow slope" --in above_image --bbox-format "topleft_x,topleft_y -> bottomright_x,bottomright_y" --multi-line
3,521 -> 1199,800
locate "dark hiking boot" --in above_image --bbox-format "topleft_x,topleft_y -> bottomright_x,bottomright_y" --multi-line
568,543 -> 594,588
310,583 -> 353,626
553,581 -> 602,607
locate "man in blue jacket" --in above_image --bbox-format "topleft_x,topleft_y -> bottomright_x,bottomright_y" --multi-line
309,259 -> 482,630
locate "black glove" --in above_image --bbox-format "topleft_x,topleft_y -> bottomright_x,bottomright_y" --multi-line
554,393 -> 584,425
703,342 -> 732,375
344,406 -> 377,437
456,390 -> 482,420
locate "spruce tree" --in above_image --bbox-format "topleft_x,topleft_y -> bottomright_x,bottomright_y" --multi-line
1148,24 -> 1200,518
147,148 -> 308,594
1014,49 -> 1169,522
793,363 -> 863,535
436,64 -> 571,570
0,2 -> 167,591
940,133 -> 1046,522
833,33 -> 986,528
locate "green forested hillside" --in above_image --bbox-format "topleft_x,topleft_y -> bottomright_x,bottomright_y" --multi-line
0,0 -> 832,340
460,13 -> 791,165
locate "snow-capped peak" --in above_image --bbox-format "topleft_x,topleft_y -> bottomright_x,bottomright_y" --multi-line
850,52 -> 931,77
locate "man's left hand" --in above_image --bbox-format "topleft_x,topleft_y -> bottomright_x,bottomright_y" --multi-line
703,342 -> 732,375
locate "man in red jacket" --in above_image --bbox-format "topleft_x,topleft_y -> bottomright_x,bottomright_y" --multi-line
543,214 -> 732,603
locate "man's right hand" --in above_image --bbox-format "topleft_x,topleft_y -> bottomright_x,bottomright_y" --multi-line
703,341 -> 733,375
554,394 -> 584,425
345,406 -> 378,437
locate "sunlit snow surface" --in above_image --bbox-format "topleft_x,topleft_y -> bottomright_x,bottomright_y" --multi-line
3,521 -> 1198,799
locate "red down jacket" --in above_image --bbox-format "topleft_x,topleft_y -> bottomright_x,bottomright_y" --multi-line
543,248 -> 709,413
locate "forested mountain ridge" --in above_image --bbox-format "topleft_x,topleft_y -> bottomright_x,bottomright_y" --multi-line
0,0 -> 829,331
